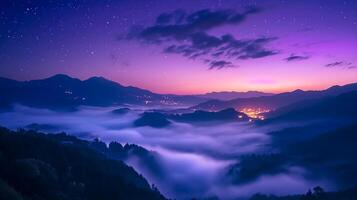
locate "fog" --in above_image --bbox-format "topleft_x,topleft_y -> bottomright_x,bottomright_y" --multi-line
0,105 -> 334,199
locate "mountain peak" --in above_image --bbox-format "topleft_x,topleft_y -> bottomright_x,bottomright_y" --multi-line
86,76 -> 107,81
292,89 -> 304,93
84,76 -> 122,87
197,90 -> 273,100
38,74 -> 81,84
48,74 -> 74,80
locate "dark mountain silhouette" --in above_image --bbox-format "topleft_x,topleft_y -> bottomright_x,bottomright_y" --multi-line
0,99 -> 13,112
225,123 -> 357,200
16,127 -> 162,173
240,123 -> 357,200
111,107 -> 131,115
0,74 -> 206,110
266,90 -> 357,122
227,154 -> 288,185
24,123 -> 62,132
249,186 -> 357,200
134,112 -> 172,128
261,122 -> 357,190
88,139 -> 165,179
132,108 -> 249,128
195,91 -> 273,100
0,127 -> 166,200
170,108 -> 249,122
267,123 -> 342,150
193,83 -> 357,111
287,123 -> 357,187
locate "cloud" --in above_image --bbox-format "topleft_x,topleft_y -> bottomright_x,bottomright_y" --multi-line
208,60 -> 235,70
155,10 -> 186,25
325,61 -> 352,68
284,54 -> 309,62
140,8 -> 258,40
127,7 -> 278,69
0,105 -> 332,199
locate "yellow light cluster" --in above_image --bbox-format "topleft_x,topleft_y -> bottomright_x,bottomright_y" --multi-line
239,107 -> 270,120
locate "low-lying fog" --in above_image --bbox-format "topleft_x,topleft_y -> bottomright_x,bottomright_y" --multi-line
0,105 -> 334,199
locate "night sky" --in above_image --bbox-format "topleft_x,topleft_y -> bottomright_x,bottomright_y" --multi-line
1,0 -> 357,94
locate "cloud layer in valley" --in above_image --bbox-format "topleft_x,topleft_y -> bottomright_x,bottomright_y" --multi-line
0,105 -> 334,199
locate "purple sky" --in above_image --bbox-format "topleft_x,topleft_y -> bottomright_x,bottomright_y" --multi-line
1,0 -> 356,94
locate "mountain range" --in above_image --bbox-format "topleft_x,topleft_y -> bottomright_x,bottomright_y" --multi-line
0,74 -> 278,111
266,90 -> 357,122
1,74 -> 357,117
193,83 -> 357,111
0,74 -> 206,110
194,91 -> 273,101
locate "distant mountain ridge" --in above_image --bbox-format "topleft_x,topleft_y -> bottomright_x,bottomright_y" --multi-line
193,82 -> 357,111
266,90 -> 357,122
0,74 -> 206,110
2,74 -> 357,112
194,91 -> 273,100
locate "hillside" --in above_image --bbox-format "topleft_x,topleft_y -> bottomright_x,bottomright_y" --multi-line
0,127 -> 166,200
266,90 -> 357,122
193,83 -> 357,111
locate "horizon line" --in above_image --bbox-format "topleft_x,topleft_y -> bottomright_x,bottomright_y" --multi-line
1,73 -> 356,96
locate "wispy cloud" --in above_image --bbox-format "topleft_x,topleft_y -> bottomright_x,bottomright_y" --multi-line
207,60 -> 235,70
127,7 -> 278,69
325,61 -> 352,68
284,54 -> 309,62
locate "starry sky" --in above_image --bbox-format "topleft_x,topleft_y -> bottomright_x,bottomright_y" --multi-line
1,0 -> 357,94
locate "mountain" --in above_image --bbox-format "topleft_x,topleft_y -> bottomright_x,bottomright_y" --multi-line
195,91 -> 273,101
132,108 -> 249,128
267,90 -> 357,122
249,186 -> 357,200
193,83 -> 357,111
227,154 -> 288,185
0,74 -> 206,110
238,123 -> 357,200
111,108 -> 131,115
89,139 -> 166,179
170,108 -> 249,122
286,123 -> 357,187
134,112 -> 172,128
0,127 -> 166,200
289,123 -> 357,164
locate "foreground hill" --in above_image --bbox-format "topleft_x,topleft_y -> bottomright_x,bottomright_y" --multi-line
0,127 -> 166,200
249,186 -> 357,200
224,122 -> 357,200
288,123 -> 357,187
193,83 -> 357,111
0,74 -> 205,111
249,123 -> 357,200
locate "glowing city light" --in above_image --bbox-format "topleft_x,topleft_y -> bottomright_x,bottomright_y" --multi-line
239,107 -> 270,120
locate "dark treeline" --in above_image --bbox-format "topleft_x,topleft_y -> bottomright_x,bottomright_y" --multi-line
250,186 -> 357,200
0,127 -> 166,200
